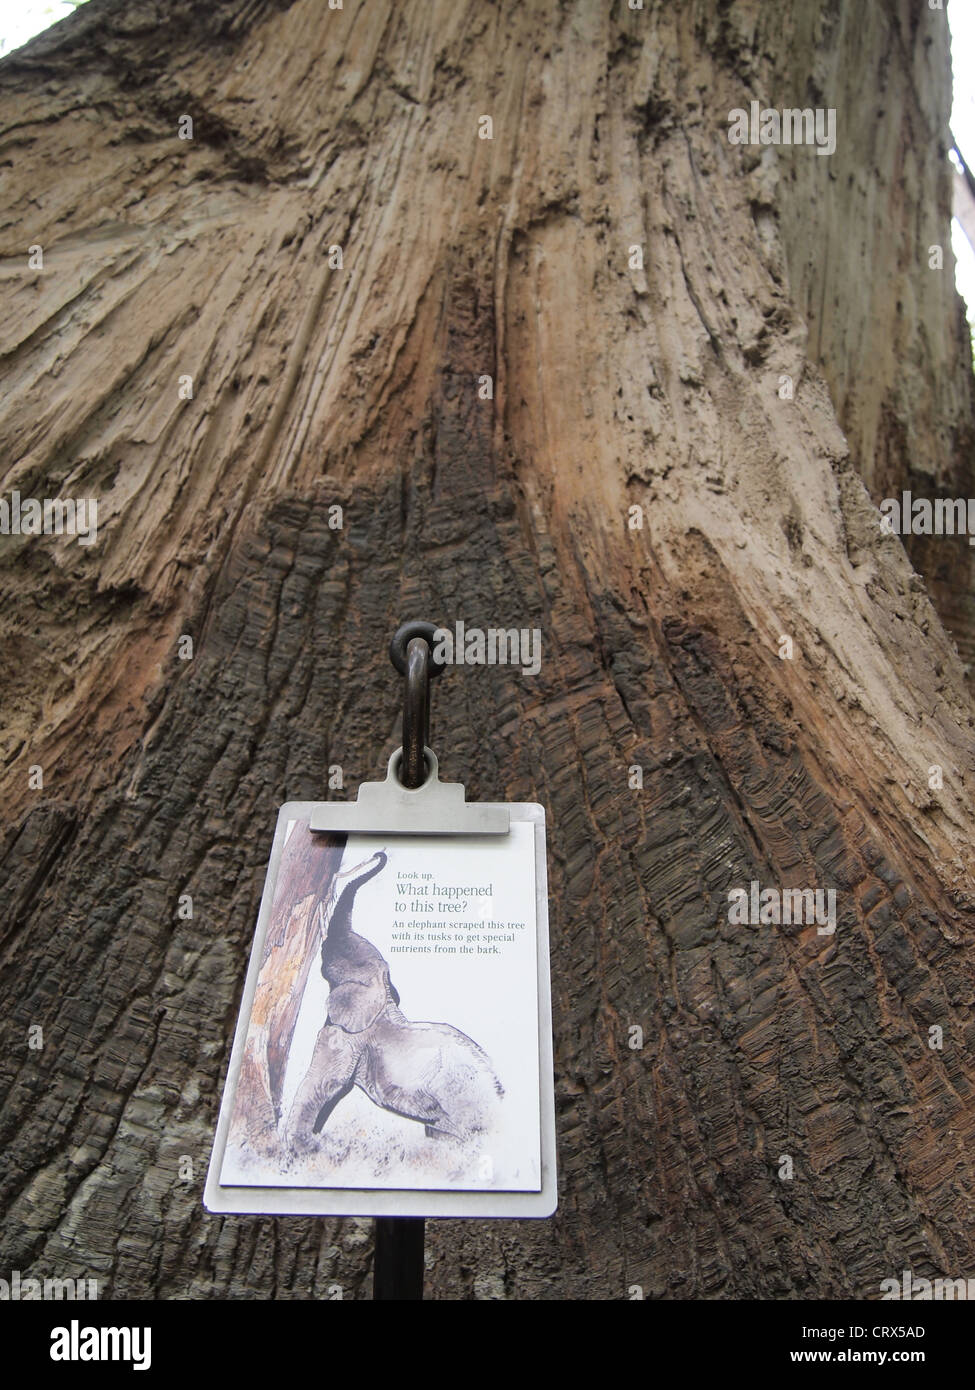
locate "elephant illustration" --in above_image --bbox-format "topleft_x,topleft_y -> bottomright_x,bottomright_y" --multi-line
285,849 -> 503,1151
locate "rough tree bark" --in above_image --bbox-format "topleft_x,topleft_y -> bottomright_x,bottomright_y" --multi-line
1,0 -> 973,1300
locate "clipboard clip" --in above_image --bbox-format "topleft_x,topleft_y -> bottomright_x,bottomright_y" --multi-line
309,748 -> 509,835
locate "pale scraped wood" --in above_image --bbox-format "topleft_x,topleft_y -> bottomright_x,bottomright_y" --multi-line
0,0 -> 974,1299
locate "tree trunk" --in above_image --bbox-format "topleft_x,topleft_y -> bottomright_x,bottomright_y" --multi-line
1,0 -> 973,1300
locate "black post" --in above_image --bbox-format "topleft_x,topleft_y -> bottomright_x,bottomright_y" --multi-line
372,622 -> 444,1300
373,1216 -> 425,1301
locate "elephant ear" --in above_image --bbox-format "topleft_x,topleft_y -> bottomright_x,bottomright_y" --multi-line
327,980 -> 384,1033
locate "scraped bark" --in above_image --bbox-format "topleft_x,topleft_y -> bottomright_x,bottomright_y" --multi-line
1,0 -> 974,1300
236,825 -> 343,1147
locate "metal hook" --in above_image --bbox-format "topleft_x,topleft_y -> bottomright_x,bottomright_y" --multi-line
402,636 -> 430,789
390,621 -> 445,790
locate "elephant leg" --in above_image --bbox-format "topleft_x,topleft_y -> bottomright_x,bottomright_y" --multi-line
382,1083 -> 459,1136
311,1074 -> 356,1133
423,1115 -> 463,1141
356,1022 -> 500,1141
285,1023 -> 358,1147
355,1052 -> 465,1139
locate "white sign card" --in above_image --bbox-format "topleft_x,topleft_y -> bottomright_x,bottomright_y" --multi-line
204,788 -> 556,1218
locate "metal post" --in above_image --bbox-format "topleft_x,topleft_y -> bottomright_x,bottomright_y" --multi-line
373,621 -> 445,1299
373,1215 -> 425,1301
